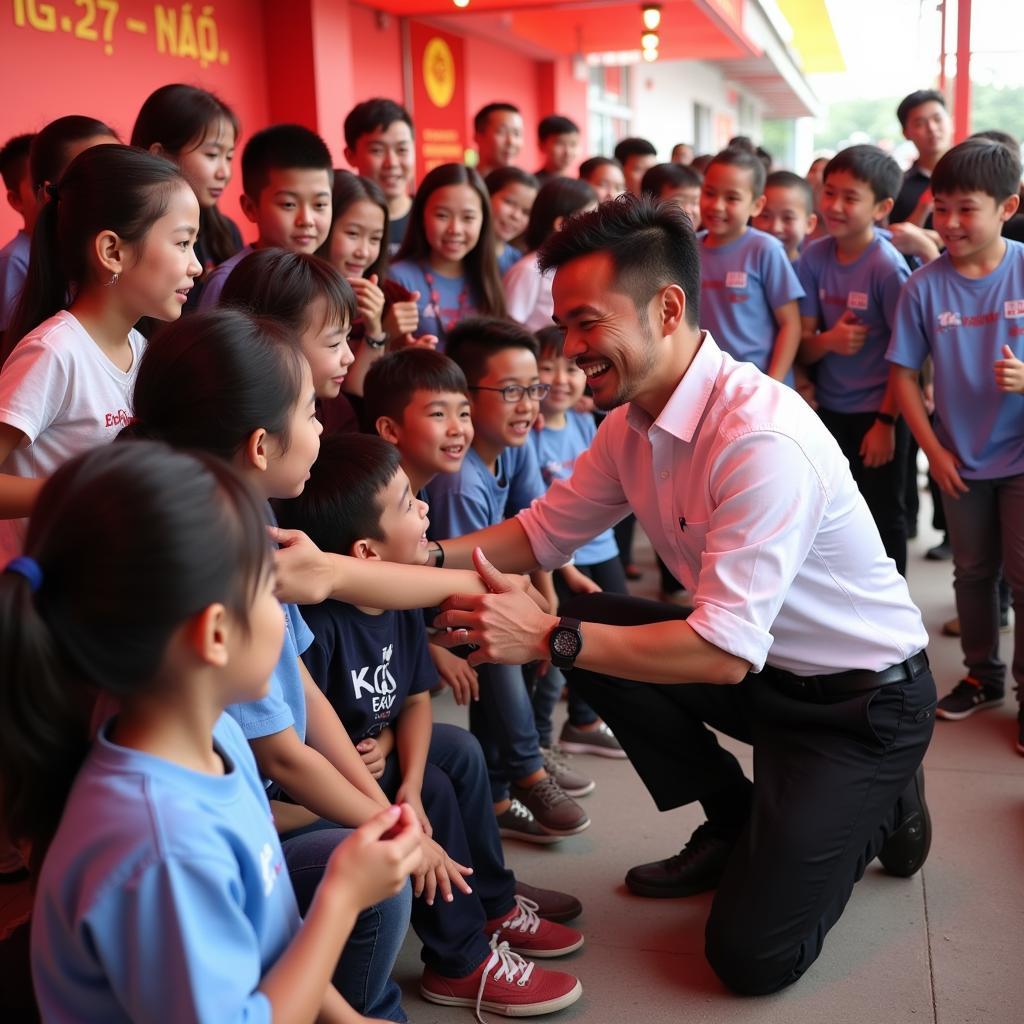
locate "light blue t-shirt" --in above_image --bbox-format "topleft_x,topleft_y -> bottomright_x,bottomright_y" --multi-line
0,230 -> 29,331
426,442 -> 546,538
698,227 -> 804,379
797,233 -> 910,413
498,243 -> 522,276
197,243 -> 255,311
228,602 -> 314,751
529,411 -> 619,565
886,239 -> 1024,479
389,259 -> 482,349
33,713 -> 300,1024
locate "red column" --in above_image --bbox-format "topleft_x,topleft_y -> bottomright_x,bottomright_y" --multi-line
953,0 -> 972,141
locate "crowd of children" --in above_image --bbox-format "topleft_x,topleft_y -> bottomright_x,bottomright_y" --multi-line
0,79 -> 1021,1020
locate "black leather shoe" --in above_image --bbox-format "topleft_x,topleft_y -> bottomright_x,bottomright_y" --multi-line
625,823 -> 735,898
878,766 -> 931,877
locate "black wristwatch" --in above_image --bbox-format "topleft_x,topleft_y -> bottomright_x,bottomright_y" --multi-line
549,617 -> 584,670
365,334 -> 387,350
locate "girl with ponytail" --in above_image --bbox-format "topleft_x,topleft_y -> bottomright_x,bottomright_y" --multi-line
0,441 -> 421,1021
0,143 -> 202,562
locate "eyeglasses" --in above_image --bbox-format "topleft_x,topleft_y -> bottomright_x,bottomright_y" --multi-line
469,383 -> 551,403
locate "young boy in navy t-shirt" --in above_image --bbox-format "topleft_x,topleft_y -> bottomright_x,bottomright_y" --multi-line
798,145 -> 911,574
698,146 -> 804,382
888,139 -> 1024,750
278,433 -> 585,1017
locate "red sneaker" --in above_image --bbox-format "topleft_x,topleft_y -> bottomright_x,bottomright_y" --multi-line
421,940 -> 583,1018
485,895 -> 584,958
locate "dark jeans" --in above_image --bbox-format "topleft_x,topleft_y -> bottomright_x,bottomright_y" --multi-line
281,821 -> 411,1021
563,593 -> 935,996
818,408 -> 909,575
614,513 -> 636,567
941,472 -> 1024,698
377,723 -> 517,978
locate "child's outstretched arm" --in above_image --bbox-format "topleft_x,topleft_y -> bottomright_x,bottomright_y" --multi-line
261,803 -> 422,1024
767,300 -> 802,381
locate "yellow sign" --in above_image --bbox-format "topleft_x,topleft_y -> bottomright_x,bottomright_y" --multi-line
422,36 -> 455,109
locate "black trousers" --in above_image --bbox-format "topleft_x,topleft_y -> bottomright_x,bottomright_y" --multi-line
563,593 -> 936,996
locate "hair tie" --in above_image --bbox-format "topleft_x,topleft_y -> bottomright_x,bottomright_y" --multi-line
5,556 -> 43,593
45,182 -> 59,200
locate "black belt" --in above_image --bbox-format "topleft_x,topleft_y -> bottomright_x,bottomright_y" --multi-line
769,650 -> 930,700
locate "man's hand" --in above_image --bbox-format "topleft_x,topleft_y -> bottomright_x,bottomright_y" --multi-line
860,420 -> 896,468
434,548 -> 558,668
270,526 -> 332,605
995,344 -> 1024,393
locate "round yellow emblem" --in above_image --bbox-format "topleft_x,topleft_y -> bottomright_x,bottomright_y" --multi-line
423,37 -> 456,109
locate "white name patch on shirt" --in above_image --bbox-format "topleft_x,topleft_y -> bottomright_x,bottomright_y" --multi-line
1003,299 -> 1024,319
847,291 -> 869,311
726,271 -> 747,289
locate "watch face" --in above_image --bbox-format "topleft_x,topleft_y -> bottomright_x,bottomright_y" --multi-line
553,628 -> 581,659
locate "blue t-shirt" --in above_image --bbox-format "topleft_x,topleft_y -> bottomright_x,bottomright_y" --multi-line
425,442 -> 546,538
33,713 -> 299,1024
197,243 -> 255,311
389,259 -> 482,348
697,227 -> 804,377
301,600 -> 435,743
886,239 -> 1024,479
227,602 -> 314,749
529,411 -> 619,565
498,243 -> 522,276
0,229 -> 29,331
797,233 -> 910,413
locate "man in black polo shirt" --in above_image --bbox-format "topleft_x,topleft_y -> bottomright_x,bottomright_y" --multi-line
890,89 -> 953,229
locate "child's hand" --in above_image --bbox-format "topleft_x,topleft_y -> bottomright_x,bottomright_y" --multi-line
995,344 -> 1024,393
927,445 -> 969,499
560,564 -> 602,595
348,275 -> 386,338
428,643 -> 479,704
828,311 -> 867,356
860,420 -> 896,468
326,804 -> 422,909
356,737 -> 386,779
383,293 -> 420,340
414,834 -> 473,906
887,222 -> 941,263
573,394 -> 596,415
395,784 -> 432,837
269,526 -> 332,604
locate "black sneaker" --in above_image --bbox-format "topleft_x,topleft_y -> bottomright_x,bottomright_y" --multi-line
625,823 -> 734,899
936,677 -> 1005,720
926,536 -> 952,561
878,766 -> 931,877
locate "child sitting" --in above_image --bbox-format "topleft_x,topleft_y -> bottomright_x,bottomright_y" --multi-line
278,433 -> 585,1018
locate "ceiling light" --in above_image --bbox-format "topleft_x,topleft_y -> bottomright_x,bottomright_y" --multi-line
642,5 -> 661,30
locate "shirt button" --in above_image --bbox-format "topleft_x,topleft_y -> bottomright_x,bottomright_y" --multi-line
660,470 -> 669,479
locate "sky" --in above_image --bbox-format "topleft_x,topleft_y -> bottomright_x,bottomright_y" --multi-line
811,0 -> 1021,103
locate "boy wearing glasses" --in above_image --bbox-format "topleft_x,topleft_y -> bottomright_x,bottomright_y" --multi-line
425,318 -> 592,842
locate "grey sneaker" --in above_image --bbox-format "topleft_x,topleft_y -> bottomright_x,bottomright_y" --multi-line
558,720 -> 628,759
540,746 -> 595,797
512,776 -> 590,837
496,799 -> 563,845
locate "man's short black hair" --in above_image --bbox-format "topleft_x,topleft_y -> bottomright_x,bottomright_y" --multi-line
364,348 -> 469,426
640,162 -> 702,198
343,98 -> 413,150
276,433 -> 401,556
613,137 -> 657,165
896,89 -> 946,129
241,123 -> 333,200
538,115 -> 579,143
445,317 -> 539,388
0,134 -> 33,191
932,139 -> 1023,202
824,145 -> 903,203
474,103 -> 521,135
707,146 -> 766,197
763,170 -> 815,213
537,194 -> 700,329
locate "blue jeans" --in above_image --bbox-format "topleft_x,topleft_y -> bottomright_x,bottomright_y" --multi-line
469,662 -> 544,802
941,472 -> 1024,697
378,723 -> 517,977
281,819 -> 411,1022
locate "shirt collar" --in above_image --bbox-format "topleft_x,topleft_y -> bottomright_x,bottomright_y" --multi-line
626,332 -> 723,443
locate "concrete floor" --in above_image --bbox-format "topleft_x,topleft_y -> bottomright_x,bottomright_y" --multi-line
397,512 -> 1024,1024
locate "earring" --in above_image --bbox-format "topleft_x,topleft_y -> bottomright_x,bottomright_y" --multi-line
105,272 -> 119,287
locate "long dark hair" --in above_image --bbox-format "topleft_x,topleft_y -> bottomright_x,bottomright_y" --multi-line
131,83 -> 242,268
121,307 -> 306,460
0,441 -> 271,866
321,171 -> 391,281
28,114 -> 118,195
525,177 -> 597,252
5,145 -> 186,358
395,163 -> 506,318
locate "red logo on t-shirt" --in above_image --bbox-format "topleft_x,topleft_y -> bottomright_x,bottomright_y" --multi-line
104,410 -> 135,428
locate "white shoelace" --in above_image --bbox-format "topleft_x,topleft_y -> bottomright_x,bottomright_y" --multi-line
496,894 -> 542,937
505,798 -> 535,822
475,938 -> 536,1024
